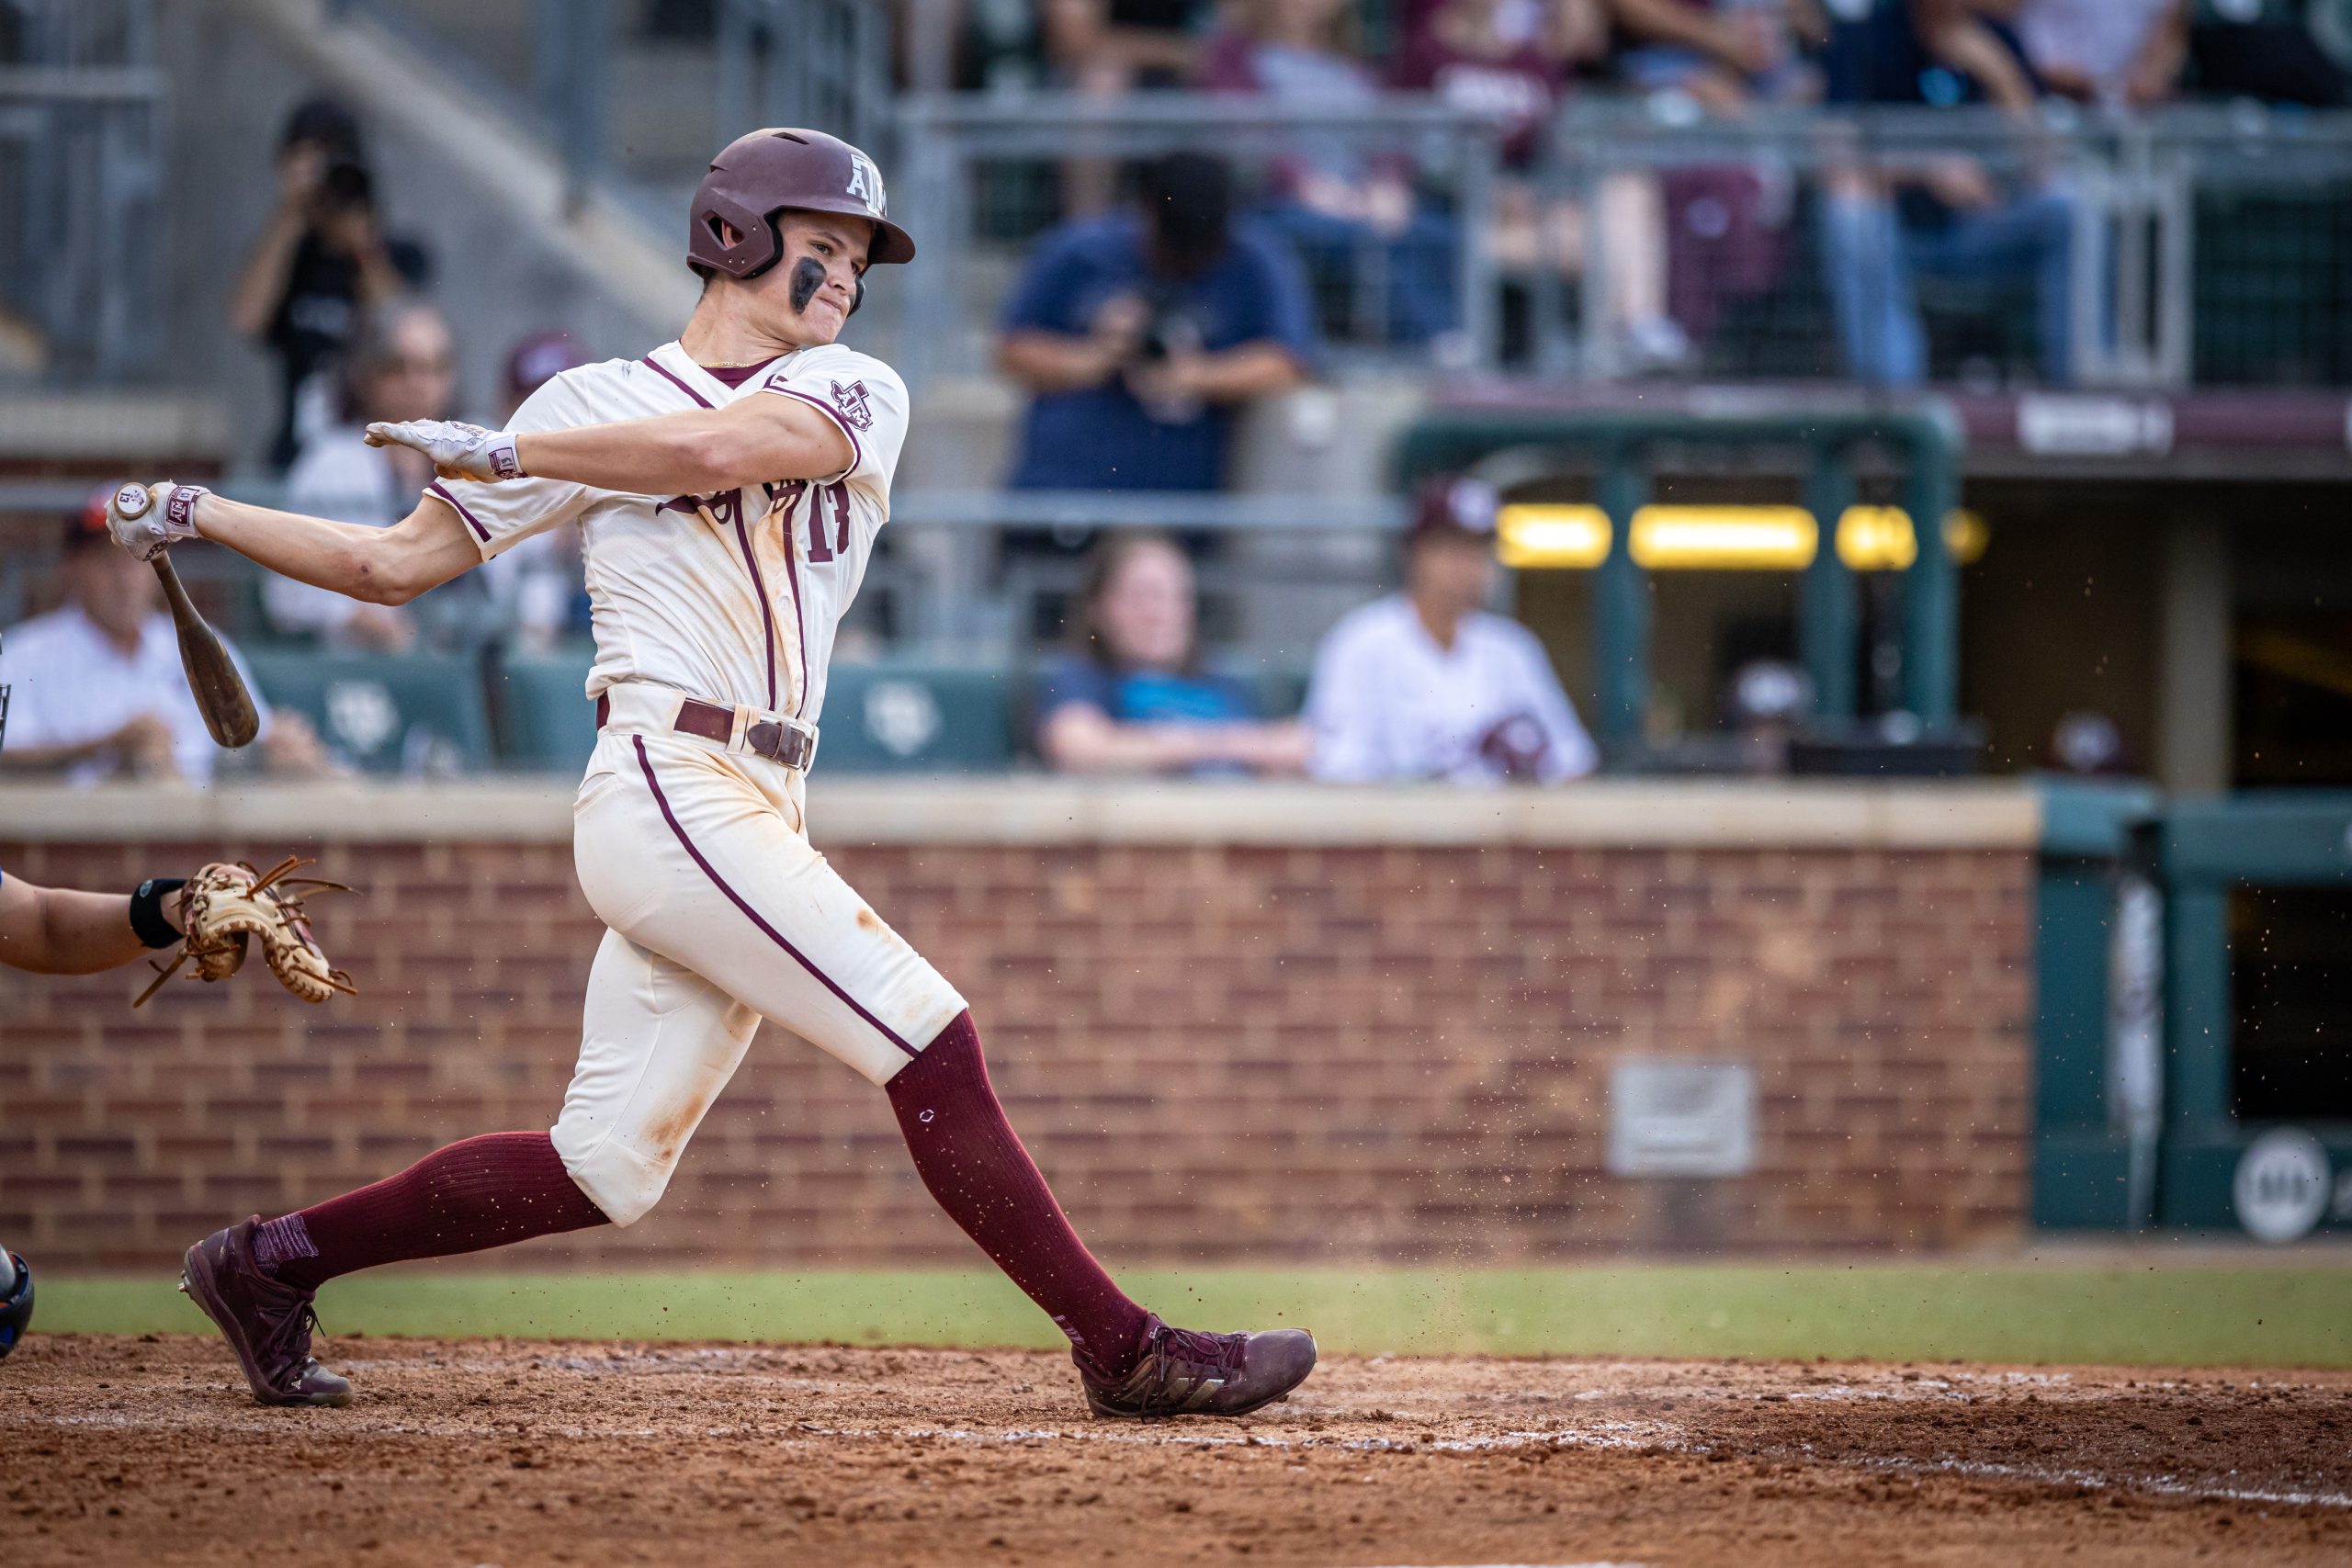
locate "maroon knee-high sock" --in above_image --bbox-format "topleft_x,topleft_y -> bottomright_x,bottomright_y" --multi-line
888,1012 -> 1151,1377
253,1132 -> 608,1294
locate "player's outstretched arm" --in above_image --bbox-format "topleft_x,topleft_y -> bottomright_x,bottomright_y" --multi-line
368,397 -> 854,498
0,874 -> 161,976
109,485 -> 481,607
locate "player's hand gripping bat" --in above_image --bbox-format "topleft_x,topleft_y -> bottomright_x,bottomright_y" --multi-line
111,484 -> 260,749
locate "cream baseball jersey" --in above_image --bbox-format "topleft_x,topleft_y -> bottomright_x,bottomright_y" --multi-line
426,339 -> 908,725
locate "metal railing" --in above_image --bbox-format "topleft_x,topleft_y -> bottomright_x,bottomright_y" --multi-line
294,4 -> 2352,392
1535,100 -> 2352,389
717,0 -> 894,162
326,0 -> 617,202
0,1 -> 163,383
326,0 -> 892,204
893,92 -> 1505,389
891,93 -> 2352,393
0,479 -> 1405,669
0,0 -> 155,65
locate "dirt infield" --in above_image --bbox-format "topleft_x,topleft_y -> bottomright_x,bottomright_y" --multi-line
10,1336 -> 2350,1566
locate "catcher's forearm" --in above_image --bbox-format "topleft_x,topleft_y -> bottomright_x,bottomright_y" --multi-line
40,888 -> 146,973
0,882 -> 168,976
191,492 -> 472,606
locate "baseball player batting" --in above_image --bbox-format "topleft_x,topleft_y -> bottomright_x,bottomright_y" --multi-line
105,129 -> 1316,1419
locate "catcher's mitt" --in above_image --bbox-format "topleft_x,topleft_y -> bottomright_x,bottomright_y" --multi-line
134,856 -> 356,1007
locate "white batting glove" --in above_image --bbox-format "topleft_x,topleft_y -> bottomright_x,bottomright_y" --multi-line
363,419 -> 526,482
107,481 -> 209,562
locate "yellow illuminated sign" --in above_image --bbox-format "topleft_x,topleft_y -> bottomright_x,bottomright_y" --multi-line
1496,503 -> 1986,571
1495,504 -> 1611,569
1631,506 -> 1816,570
1836,505 -> 1915,570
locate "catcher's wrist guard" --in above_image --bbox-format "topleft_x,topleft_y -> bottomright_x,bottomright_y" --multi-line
129,876 -> 187,949
134,855 -> 356,1008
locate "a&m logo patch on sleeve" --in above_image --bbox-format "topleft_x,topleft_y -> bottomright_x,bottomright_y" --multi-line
831,378 -> 875,431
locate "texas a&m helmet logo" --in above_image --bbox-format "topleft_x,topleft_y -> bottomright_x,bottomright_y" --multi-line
844,150 -> 887,219
831,378 -> 876,431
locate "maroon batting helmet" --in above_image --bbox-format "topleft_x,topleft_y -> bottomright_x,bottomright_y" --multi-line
687,128 -> 915,280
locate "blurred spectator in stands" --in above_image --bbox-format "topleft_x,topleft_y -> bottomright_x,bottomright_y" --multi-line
1600,0 -> 1824,368
1396,0 -> 1692,368
489,331 -> 594,653
1045,1 -> 1219,210
2016,0 -> 2190,107
1035,532 -> 1310,775
473,331 -> 594,652
1815,0 -> 2075,386
1046,0 -> 1216,91
1199,0 -> 1463,347
1723,658 -> 1814,773
269,300 -> 458,650
0,495 -> 327,786
1605,0 -> 1825,112
496,330 -> 585,424
1902,0 -> 2043,111
2018,0 -> 2348,108
940,0 -> 1044,90
997,152 -> 1315,491
1306,477 -> 1597,784
230,98 -> 433,471
2185,1 -> 2348,107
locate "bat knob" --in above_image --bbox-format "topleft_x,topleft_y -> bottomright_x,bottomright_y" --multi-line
113,482 -> 153,521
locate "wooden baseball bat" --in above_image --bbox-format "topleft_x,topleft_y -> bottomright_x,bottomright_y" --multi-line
116,484 -> 261,750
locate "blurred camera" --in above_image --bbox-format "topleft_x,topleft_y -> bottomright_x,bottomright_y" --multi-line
311,160 -> 376,219
1131,286 -> 1201,366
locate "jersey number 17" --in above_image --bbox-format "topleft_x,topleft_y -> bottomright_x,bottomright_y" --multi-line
774,479 -> 852,564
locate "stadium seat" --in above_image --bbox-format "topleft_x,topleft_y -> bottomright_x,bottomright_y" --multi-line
820,663 -> 1013,773
492,648 -> 600,773
242,650 -> 494,775
484,655 -> 1017,774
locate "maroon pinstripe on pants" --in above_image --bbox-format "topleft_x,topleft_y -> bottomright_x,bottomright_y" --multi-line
630,734 -> 919,1058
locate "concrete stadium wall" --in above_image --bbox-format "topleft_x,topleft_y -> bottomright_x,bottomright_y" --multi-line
0,781 -> 2039,1271
161,0 -> 688,468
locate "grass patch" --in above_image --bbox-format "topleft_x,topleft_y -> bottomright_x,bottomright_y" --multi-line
33,1260 -> 2352,1368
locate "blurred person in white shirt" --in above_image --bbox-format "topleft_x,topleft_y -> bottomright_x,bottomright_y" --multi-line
1306,475 -> 1597,784
486,331 -> 593,654
0,493 -> 327,785
270,299 -> 458,650
2015,0 -> 2187,109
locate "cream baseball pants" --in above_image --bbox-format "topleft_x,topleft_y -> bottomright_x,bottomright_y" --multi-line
550,706 -> 967,1224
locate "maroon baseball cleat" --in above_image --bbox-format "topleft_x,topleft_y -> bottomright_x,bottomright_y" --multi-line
1077,1314 -> 1317,1419
179,1217 -> 352,1407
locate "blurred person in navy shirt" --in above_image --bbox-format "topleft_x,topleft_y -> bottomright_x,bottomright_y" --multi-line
1196,0 -> 1464,346
1035,532 -> 1308,776
996,152 -> 1316,491
1814,0 -> 2076,387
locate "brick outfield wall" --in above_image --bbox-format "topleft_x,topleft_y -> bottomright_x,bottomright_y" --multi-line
0,821 -> 2034,1271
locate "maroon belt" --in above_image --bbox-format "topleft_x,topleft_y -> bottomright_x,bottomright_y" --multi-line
596,691 -> 816,770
